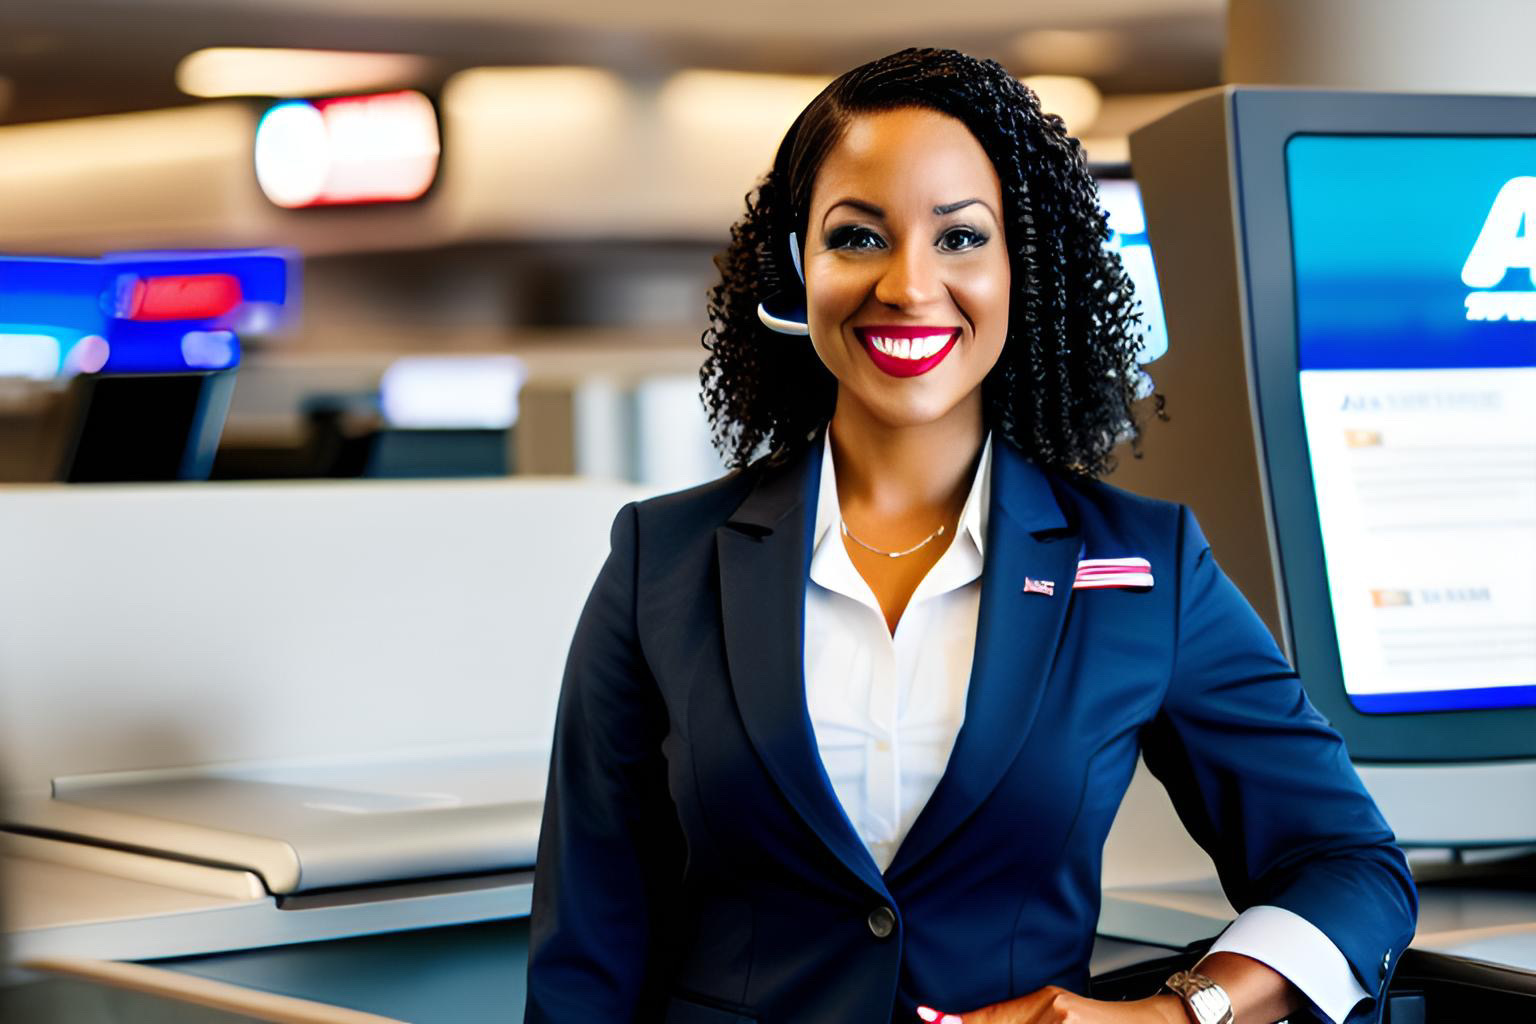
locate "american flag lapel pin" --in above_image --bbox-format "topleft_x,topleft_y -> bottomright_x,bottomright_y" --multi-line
1022,577 -> 1056,596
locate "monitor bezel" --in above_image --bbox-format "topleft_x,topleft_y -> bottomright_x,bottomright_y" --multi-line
1231,88 -> 1536,763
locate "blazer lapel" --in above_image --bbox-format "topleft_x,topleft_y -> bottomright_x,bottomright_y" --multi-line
885,439 -> 1080,883
716,430 -> 889,896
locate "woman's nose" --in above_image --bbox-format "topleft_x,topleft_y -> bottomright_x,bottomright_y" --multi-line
874,243 -> 941,309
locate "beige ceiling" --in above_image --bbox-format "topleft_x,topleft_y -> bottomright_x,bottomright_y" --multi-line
187,0 -> 1222,38
0,0 -> 1225,124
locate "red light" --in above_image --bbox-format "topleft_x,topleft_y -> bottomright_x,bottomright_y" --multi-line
121,274 -> 243,322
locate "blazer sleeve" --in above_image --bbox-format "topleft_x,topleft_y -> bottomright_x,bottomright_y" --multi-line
1139,506 -> 1418,1024
526,501 -> 686,1022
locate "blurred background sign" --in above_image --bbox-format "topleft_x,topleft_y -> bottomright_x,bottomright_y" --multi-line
0,248 -> 295,482
255,91 -> 441,209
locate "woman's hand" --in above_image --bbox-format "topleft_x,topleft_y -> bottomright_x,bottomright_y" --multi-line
919,989 -> 1188,1024
920,952 -> 1307,1023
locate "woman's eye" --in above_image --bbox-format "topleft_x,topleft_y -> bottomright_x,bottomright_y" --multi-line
937,226 -> 988,252
826,226 -> 886,251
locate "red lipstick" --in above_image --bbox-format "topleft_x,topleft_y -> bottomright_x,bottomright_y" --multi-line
853,325 -> 960,378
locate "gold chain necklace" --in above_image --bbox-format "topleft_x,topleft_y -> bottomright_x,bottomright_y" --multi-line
839,517 -> 946,558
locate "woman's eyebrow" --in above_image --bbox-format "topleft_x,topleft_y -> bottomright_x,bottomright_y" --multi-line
933,198 -> 994,217
821,196 -> 997,224
823,198 -> 885,224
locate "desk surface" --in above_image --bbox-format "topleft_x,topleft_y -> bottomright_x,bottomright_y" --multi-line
17,748 -> 548,896
152,922 -> 1190,1024
2,833 -> 533,965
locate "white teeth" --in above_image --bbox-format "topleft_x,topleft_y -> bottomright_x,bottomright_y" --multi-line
868,333 -> 954,360
914,335 -> 941,357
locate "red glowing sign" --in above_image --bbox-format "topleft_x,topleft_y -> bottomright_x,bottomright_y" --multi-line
254,90 -> 441,209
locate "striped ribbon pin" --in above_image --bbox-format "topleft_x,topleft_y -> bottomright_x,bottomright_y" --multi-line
1072,556 -> 1154,590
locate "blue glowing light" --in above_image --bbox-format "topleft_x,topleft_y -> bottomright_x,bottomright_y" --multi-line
0,248 -> 296,376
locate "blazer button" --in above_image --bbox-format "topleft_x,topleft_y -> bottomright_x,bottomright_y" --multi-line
867,906 -> 896,939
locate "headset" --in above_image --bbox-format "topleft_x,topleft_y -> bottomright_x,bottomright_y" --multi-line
755,231 -> 810,336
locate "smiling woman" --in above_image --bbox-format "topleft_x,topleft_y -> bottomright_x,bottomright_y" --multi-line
527,47 -> 1416,1024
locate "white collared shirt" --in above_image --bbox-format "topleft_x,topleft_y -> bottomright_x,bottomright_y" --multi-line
804,431 -> 991,875
802,429 -> 1370,1024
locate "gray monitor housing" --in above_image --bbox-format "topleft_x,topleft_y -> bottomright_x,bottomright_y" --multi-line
1120,87 -> 1536,849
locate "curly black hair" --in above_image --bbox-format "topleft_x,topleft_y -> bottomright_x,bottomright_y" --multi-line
700,47 -> 1147,476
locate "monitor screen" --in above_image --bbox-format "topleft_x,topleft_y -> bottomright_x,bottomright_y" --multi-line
1096,176 -> 1170,370
1285,136 -> 1536,715
64,372 -> 236,482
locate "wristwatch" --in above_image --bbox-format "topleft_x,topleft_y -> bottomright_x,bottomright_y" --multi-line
1163,969 -> 1234,1024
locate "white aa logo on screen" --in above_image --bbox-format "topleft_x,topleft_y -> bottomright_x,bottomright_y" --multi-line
1462,176 -> 1536,288
1462,176 -> 1536,321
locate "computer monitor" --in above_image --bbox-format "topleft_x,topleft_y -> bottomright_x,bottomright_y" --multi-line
0,248 -> 295,482
63,371 -> 237,482
1093,170 -> 1170,371
1125,88 -> 1536,848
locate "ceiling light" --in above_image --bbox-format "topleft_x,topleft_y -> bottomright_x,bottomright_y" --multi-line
176,48 -> 430,99
658,70 -> 831,137
1020,75 -> 1103,135
1011,30 -> 1126,76
656,71 -> 832,193
441,66 -> 628,128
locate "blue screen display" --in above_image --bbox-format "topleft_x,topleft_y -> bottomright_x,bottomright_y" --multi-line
1288,136 -> 1536,371
1287,135 -> 1536,715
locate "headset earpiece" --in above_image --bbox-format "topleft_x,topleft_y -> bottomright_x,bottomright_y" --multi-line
756,230 -> 809,335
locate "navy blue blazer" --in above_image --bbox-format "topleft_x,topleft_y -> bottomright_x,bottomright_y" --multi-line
526,428 -> 1417,1024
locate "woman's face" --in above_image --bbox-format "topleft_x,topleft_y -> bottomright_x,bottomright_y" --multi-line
803,106 -> 1010,433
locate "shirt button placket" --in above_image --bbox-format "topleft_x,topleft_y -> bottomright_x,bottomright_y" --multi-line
872,634 -> 899,846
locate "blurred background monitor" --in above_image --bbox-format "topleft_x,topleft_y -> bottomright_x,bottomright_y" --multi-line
1093,168 -> 1170,372
0,371 -> 235,484
64,371 -> 237,483
367,354 -> 522,477
1128,88 -> 1536,850
0,249 -> 291,483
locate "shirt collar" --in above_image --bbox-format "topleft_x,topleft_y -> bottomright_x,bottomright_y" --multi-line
811,428 -> 992,560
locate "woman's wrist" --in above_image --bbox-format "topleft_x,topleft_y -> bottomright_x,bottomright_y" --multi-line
1145,992 -> 1193,1024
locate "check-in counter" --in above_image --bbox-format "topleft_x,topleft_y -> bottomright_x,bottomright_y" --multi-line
4,476 -> 1533,1021
0,477 -> 640,1018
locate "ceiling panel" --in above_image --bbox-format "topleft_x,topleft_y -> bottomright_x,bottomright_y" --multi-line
0,0 -> 1223,124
